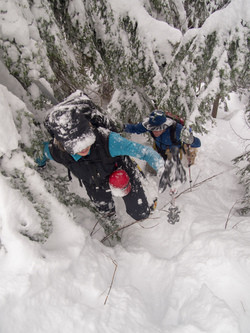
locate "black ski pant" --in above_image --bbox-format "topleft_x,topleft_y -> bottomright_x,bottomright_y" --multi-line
84,161 -> 150,221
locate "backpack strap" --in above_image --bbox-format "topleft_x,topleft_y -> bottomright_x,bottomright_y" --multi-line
170,123 -> 177,145
93,128 -> 123,166
67,168 -> 72,181
170,123 -> 182,146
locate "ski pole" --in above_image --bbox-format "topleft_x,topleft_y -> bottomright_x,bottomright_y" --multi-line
187,145 -> 192,191
170,187 -> 176,207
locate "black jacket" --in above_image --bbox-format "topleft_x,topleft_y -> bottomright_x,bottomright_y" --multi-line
49,128 -> 123,186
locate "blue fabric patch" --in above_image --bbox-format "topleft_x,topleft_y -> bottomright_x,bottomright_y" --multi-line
71,154 -> 82,161
43,142 -> 54,160
108,132 -> 164,172
71,149 -> 91,161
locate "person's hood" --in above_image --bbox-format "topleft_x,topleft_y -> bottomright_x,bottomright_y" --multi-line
142,110 -> 175,131
44,106 -> 96,155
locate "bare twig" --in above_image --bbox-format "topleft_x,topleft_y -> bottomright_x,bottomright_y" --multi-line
139,222 -> 159,229
91,212 -> 116,237
193,170 -> 201,186
90,220 -> 100,236
231,219 -> 245,229
241,301 -> 246,313
225,200 -> 240,229
229,113 -> 250,142
177,170 -> 230,198
104,256 -> 118,305
159,169 -> 233,211
101,219 -> 145,243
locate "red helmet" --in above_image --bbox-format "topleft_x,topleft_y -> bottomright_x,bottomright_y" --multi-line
109,169 -> 131,196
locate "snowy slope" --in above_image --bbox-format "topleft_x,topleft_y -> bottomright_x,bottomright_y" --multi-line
0,86 -> 249,333
0,0 -> 249,331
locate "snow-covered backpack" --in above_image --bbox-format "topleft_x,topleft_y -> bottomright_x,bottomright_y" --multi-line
45,90 -> 119,136
165,112 -> 185,126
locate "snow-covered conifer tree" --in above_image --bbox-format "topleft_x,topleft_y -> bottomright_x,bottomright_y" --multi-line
160,0 -> 249,132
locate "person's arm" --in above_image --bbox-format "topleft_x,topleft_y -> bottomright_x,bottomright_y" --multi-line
35,142 -> 54,167
191,137 -> 201,148
124,122 -> 148,134
108,132 -> 164,172
36,140 -> 71,167
43,142 -> 54,160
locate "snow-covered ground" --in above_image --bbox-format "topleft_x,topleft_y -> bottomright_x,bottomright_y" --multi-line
0,0 -> 249,331
0,85 -> 249,333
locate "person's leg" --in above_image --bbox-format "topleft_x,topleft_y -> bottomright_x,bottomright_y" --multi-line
121,158 -> 150,221
122,178 -> 150,220
84,182 -> 119,236
84,181 -> 115,215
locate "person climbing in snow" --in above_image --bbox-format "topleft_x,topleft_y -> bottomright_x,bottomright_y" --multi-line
124,110 -> 201,160
36,95 -> 173,236
124,110 -> 201,179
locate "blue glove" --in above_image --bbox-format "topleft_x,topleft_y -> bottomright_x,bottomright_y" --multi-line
35,142 -> 51,167
180,127 -> 194,145
36,155 -> 47,167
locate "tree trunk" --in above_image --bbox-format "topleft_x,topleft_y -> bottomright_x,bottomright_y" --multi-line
211,94 -> 220,118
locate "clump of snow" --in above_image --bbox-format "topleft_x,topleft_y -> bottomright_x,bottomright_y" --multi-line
0,85 -> 20,157
109,186 -> 128,197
